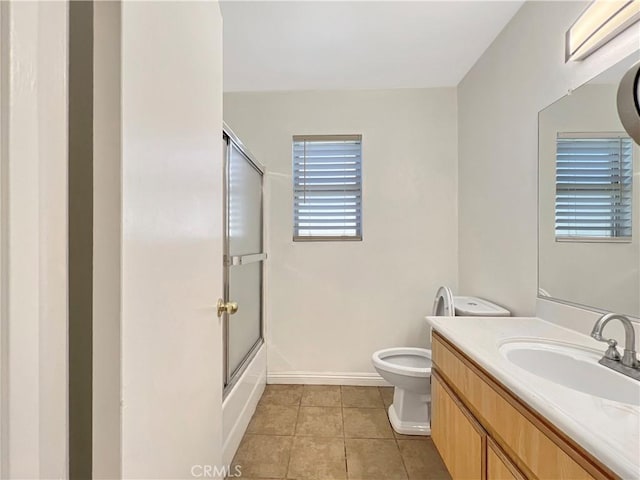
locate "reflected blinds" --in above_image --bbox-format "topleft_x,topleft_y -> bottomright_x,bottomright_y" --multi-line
555,133 -> 633,240
293,135 -> 362,241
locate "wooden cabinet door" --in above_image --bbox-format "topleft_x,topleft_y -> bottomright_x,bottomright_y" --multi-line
432,372 -> 486,480
487,438 -> 526,480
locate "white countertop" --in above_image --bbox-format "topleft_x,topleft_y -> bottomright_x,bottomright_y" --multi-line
425,316 -> 640,479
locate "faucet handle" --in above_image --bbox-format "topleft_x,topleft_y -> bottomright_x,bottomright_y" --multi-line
603,339 -> 622,361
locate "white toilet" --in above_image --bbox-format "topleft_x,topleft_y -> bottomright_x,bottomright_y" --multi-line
372,286 -> 510,436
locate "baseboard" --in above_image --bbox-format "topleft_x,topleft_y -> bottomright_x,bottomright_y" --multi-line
267,371 -> 391,387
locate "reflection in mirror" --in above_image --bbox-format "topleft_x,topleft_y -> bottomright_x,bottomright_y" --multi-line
538,54 -> 640,318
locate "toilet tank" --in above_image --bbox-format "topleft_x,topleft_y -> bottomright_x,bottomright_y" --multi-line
453,296 -> 510,317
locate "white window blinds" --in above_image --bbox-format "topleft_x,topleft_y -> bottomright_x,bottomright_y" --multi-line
555,133 -> 633,240
293,135 -> 362,241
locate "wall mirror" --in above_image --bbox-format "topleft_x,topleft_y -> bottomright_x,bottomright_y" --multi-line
538,55 -> 640,318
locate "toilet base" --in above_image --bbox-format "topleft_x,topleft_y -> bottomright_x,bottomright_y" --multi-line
388,404 -> 431,436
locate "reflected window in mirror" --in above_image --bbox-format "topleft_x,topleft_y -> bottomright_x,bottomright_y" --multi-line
538,53 -> 640,318
555,133 -> 633,242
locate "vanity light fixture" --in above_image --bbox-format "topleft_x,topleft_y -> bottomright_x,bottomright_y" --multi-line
566,0 -> 640,61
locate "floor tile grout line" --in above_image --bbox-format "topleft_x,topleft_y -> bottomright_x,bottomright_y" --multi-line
341,386 -> 349,480
381,386 -> 411,480
284,393 -> 302,480
395,431 -> 411,480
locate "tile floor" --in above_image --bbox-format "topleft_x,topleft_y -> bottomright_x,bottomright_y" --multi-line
231,385 -> 451,480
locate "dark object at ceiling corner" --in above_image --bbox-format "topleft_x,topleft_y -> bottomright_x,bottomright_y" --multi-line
617,61 -> 640,145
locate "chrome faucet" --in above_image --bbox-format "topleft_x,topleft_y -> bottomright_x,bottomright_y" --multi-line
591,313 -> 640,381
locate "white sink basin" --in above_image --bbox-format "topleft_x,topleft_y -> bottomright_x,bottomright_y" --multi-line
500,341 -> 640,406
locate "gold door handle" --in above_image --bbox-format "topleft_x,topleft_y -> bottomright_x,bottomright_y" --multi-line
217,299 -> 239,318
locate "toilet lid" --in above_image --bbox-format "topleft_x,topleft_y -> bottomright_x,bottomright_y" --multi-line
432,286 -> 454,316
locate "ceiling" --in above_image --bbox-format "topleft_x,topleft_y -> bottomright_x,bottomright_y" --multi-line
221,1 -> 524,92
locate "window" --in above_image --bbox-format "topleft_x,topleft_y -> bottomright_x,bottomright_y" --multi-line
555,133 -> 633,241
293,135 -> 362,241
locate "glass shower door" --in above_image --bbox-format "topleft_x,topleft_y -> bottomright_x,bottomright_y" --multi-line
223,129 -> 265,391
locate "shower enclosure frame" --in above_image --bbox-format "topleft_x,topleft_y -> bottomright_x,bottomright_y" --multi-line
222,124 -> 265,396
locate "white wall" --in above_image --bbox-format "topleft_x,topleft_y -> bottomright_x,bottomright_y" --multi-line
0,4 -> 5,472
1,2 -> 69,477
120,2 -> 225,477
539,84 -> 640,317
224,89 -> 458,380
458,0 -> 640,316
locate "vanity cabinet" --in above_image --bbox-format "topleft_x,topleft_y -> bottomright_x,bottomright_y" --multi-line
432,373 -> 486,479
431,331 -> 618,480
487,438 -> 525,480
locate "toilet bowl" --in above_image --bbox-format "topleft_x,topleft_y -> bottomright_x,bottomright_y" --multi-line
372,347 -> 432,435
372,286 -> 511,436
